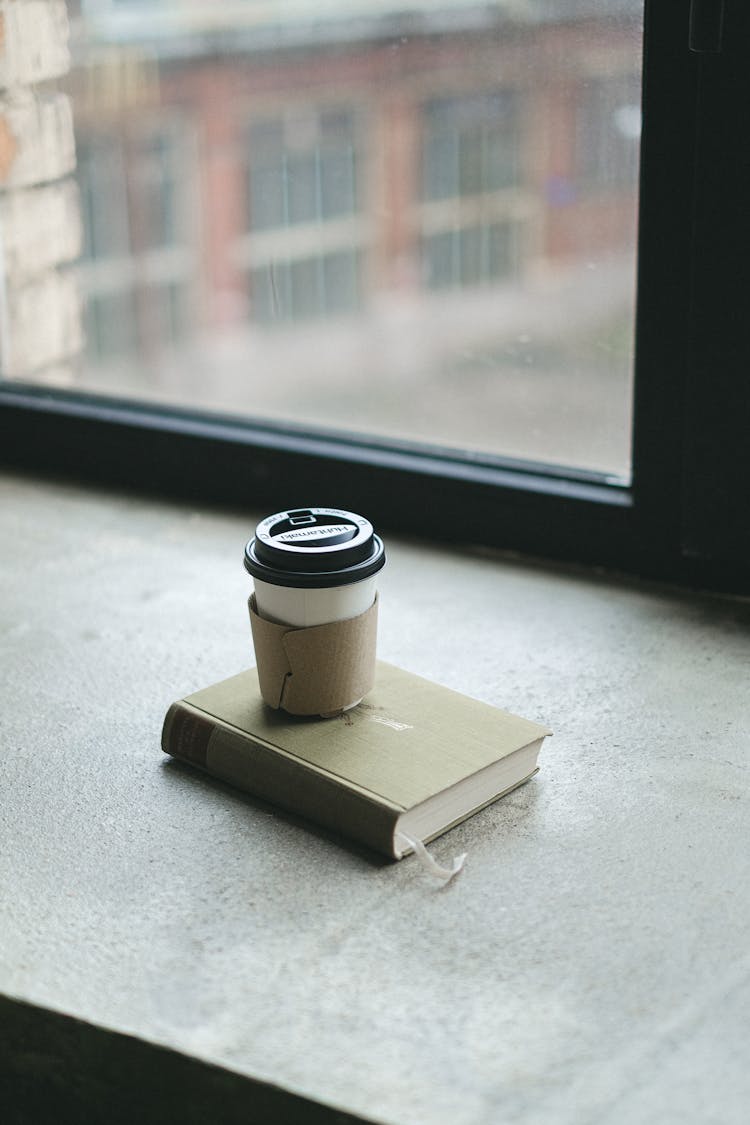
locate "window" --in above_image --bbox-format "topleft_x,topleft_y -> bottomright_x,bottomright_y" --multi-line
76,120 -> 195,364
423,92 -> 520,201
1,1 -> 748,592
576,75 -> 641,193
240,107 -> 364,324
248,110 -> 359,230
423,221 -> 519,290
5,5 -> 642,473
421,92 -> 523,290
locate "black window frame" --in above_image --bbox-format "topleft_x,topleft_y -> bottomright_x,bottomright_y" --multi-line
1,1 -> 748,594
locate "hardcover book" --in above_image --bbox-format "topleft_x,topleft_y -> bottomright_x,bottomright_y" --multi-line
161,662 -> 551,859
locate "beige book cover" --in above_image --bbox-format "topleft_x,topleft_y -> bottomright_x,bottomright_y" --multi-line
162,662 -> 551,859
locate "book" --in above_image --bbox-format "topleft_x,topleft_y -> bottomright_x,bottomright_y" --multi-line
161,662 -> 551,860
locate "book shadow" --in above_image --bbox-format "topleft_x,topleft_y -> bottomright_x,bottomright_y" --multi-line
161,757 -> 394,871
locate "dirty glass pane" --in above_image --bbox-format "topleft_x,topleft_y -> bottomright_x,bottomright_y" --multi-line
18,1 -> 643,479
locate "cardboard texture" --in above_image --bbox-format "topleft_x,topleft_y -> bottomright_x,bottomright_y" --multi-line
162,663 -> 551,859
248,594 -> 378,715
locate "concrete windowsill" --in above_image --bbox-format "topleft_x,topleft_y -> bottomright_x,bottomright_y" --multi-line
1,472 -> 748,1124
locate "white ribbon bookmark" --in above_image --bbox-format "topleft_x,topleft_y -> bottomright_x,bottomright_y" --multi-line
395,832 -> 467,881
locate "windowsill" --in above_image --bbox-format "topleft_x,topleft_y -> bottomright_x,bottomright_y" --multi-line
2,470 -> 748,1123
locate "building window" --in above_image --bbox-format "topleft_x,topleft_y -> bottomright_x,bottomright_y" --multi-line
129,129 -> 185,250
78,133 -> 131,262
243,107 -> 363,324
424,220 -> 518,289
250,250 -> 361,324
248,108 -> 358,229
420,91 -> 524,291
423,91 -> 520,201
75,121 -> 194,362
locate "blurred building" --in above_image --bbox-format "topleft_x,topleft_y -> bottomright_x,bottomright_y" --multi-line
67,1 -> 640,357
60,2 -> 641,473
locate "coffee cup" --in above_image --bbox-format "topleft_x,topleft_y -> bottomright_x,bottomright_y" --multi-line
243,507 -> 385,714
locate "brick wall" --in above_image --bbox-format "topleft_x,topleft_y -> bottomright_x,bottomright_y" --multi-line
0,0 -> 82,381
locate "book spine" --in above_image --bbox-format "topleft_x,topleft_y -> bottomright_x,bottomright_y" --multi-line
161,702 -> 400,859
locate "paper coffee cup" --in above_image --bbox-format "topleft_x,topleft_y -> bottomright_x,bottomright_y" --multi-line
243,507 -> 386,714
252,573 -> 377,628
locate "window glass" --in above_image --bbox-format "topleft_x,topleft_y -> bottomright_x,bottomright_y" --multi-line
577,75 -> 642,193
10,1 -> 642,478
424,92 -> 520,200
77,135 -> 131,260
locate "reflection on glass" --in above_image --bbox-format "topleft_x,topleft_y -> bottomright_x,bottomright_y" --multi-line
57,1 -> 642,477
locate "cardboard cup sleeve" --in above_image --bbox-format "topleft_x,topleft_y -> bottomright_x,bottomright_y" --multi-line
248,594 -> 378,716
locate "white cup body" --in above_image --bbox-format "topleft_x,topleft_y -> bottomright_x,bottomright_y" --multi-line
253,575 -> 377,628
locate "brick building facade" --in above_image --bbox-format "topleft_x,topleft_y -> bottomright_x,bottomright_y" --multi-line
63,2 -> 641,472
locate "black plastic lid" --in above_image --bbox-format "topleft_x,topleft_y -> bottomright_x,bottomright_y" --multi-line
243,508 -> 386,588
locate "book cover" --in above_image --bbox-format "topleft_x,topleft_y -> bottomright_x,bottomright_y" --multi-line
162,662 -> 551,859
